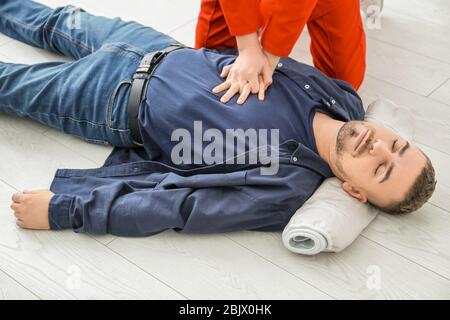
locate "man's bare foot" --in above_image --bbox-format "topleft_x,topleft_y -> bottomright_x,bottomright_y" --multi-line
10,189 -> 55,230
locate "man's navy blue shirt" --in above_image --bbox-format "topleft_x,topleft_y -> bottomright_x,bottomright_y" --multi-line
140,48 -> 320,163
48,48 -> 365,236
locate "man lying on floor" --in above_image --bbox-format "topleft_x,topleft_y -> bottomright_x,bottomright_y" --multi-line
3,1 -> 436,236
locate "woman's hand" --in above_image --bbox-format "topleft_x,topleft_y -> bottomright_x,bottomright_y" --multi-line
212,33 -> 274,105
263,49 -> 280,75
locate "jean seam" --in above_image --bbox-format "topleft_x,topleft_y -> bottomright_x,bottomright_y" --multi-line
0,12 -> 42,31
103,42 -> 146,56
0,10 -> 94,55
76,134 -> 110,145
100,43 -> 144,62
0,102 -> 130,132
44,26 -> 94,54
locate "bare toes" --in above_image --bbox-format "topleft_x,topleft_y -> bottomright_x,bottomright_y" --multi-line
10,201 -> 21,212
11,192 -> 24,203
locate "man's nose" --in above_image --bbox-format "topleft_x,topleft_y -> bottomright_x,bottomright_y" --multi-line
368,139 -> 389,156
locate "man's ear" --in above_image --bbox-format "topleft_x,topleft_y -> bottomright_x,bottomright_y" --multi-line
342,181 -> 368,203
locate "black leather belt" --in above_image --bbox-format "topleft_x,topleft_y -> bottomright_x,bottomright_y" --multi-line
128,44 -> 186,146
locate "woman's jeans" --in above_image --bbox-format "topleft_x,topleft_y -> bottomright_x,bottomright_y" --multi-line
0,0 -> 179,147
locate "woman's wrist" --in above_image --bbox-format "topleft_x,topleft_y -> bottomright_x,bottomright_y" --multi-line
263,49 -> 280,70
236,32 -> 262,53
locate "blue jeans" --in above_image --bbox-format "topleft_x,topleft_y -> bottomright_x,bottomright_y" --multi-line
0,0 -> 179,147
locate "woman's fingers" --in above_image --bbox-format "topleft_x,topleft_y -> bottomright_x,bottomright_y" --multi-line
220,83 -> 240,103
237,83 -> 252,105
214,70 -> 269,105
220,64 -> 233,78
212,79 -> 232,94
262,65 -> 273,88
248,76 -> 260,94
258,75 -> 265,101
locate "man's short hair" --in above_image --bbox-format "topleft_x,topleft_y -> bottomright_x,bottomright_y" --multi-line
373,153 -> 437,215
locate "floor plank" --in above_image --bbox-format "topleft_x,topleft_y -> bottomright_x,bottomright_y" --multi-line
78,0 -> 196,35
226,232 -> 450,299
0,33 -> 11,47
417,143 -> 450,211
43,127 -> 114,167
108,231 -> 331,299
0,269 -> 38,300
167,0 -> 200,24
0,40 -> 71,65
290,30 -> 314,66
0,112 -> 49,134
366,38 -> 450,96
0,180 -> 16,203
0,134 -> 116,244
0,115 -> 98,190
0,202 -> 184,299
385,0 -> 450,28
291,17 -> 450,99
168,19 -> 196,48
362,203 -> 450,279
365,10 -> 450,63
429,79 -> 450,106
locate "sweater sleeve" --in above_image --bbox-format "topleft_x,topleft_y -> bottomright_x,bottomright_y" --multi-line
219,0 -> 262,36
261,0 -> 318,57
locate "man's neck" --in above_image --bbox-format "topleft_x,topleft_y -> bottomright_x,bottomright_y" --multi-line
312,112 -> 345,178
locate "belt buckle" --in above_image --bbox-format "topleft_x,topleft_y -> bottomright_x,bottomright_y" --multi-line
135,51 -> 165,75
135,64 -> 151,74
150,51 -> 165,67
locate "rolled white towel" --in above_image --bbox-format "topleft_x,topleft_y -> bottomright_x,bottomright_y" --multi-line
282,178 -> 379,255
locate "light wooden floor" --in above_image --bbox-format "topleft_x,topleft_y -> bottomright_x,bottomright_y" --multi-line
0,0 -> 449,300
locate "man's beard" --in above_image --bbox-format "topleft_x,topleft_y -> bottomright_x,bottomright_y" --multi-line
336,121 -> 361,156
334,121 -> 372,178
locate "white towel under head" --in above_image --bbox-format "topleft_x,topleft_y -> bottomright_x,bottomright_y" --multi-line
282,98 -> 414,255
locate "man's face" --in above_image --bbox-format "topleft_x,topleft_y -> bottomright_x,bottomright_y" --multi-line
333,121 -> 427,207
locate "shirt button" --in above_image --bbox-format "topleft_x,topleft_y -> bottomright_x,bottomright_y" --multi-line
321,98 -> 332,108
292,156 -> 298,162
331,99 -> 336,105
277,62 -> 283,68
304,84 -> 310,89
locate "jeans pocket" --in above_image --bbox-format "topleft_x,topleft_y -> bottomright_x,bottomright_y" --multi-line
106,78 -> 141,148
107,79 -> 132,129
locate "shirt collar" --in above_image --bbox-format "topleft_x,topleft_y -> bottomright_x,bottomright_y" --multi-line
279,140 -> 334,178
